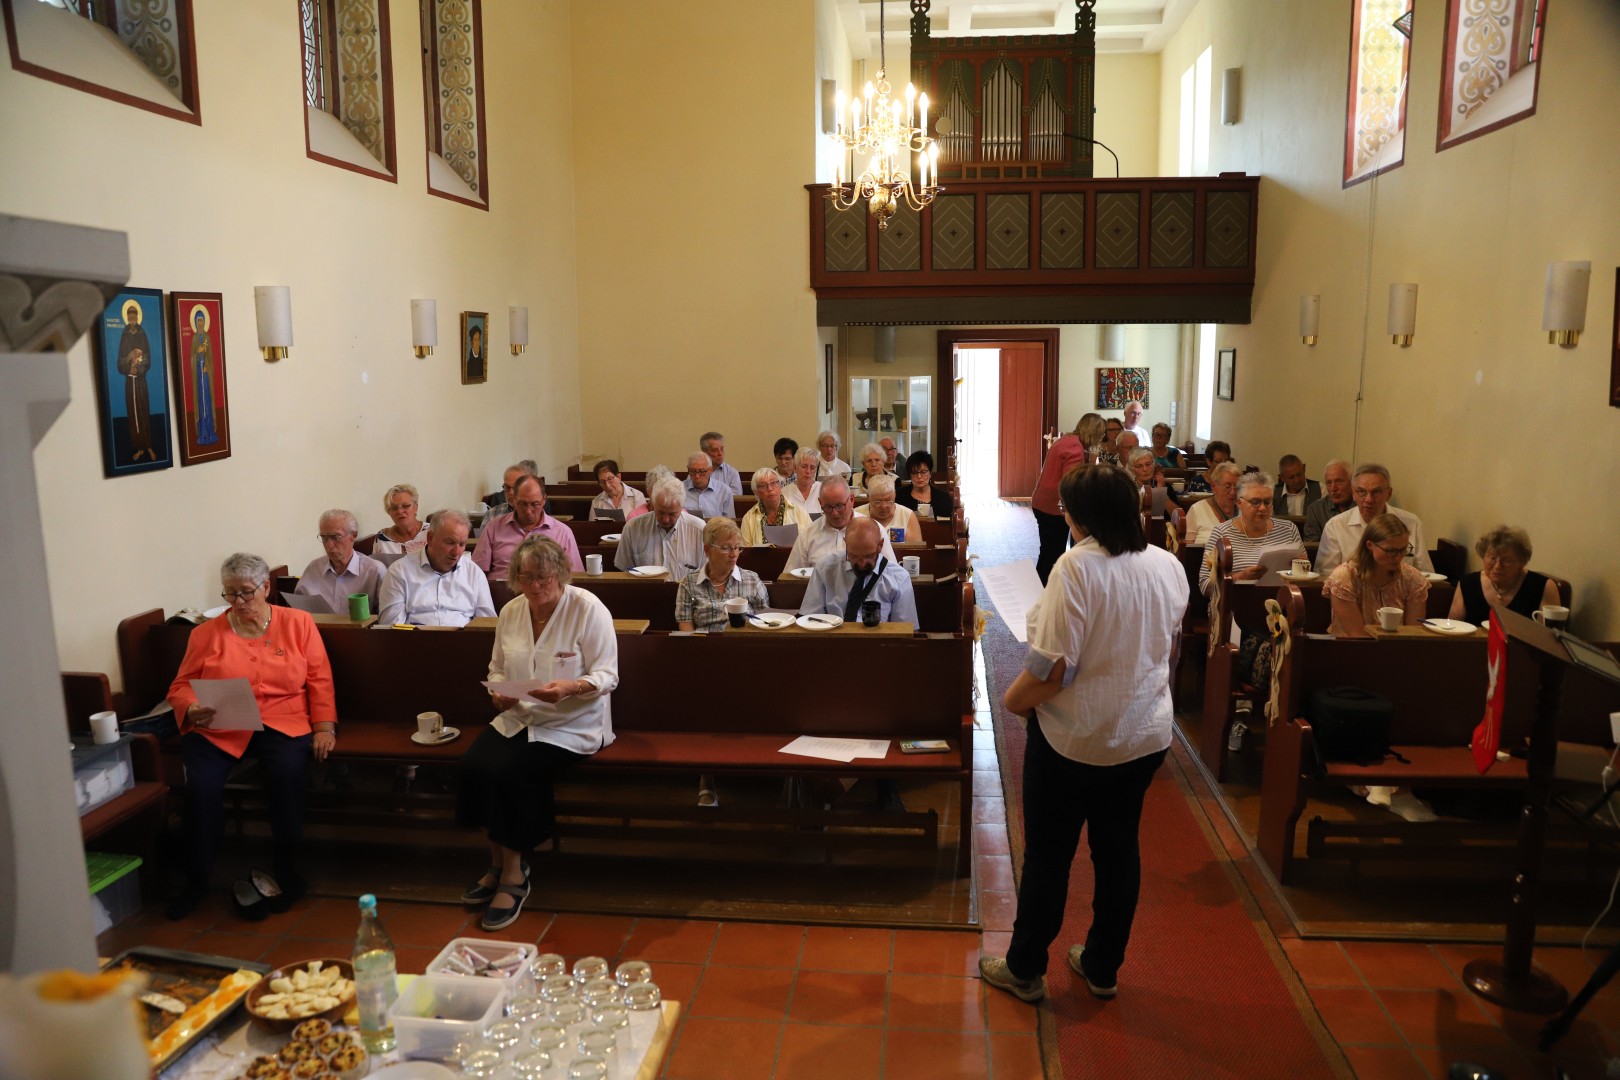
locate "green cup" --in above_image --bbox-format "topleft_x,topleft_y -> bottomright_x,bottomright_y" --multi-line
348,593 -> 370,621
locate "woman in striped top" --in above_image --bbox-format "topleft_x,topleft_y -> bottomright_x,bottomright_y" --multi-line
1198,472 -> 1305,594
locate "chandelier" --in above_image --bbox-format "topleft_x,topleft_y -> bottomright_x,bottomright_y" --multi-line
826,0 -> 940,231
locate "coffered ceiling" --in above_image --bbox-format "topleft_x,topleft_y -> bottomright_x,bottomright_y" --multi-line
837,0 -> 1199,56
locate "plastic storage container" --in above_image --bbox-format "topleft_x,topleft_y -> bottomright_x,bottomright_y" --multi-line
386,974 -> 505,1062
86,853 -> 142,934
424,937 -> 535,994
72,737 -> 135,816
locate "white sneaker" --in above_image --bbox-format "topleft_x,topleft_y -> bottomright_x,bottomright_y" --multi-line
1364,785 -> 1395,807
1387,791 -> 1438,822
1227,721 -> 1247,753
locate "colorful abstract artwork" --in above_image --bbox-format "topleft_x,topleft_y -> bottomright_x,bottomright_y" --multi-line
92,287 -> 173,477
1095,367 -> 1150,410
168,291 -> 231,466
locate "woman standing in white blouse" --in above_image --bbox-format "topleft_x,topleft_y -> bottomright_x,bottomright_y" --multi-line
457,537 -> 619,931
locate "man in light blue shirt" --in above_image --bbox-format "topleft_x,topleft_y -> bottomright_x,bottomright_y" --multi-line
683,451 -> 733,518
700,431 -> 743,497
378,509 -> 496,626
800,517 -> 917,625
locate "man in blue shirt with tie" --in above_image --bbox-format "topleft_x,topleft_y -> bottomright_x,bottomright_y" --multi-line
799,517 -> 917,625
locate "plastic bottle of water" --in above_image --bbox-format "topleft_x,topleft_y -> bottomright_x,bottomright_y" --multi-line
353,893 -> 398,1053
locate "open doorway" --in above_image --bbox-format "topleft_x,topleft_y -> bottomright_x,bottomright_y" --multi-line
955,349 -> 1000,500
936,329 -> 1059,501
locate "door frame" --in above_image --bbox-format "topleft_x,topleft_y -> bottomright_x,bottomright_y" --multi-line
935,328 -> 1060,480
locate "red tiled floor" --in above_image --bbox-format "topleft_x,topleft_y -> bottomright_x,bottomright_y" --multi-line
621,918 -> 718,965
981,983 -> 1038,1033
973,823 -> 1010,856
774,1022 -> 883,1079
662,1016 -> 783,1080
973,771 -> 1003,798
1372,988 -> 1512,1050
973,796 -> 1006,824
460,905 -> 554,945
280,897 -> 363,941
975,855 -> 1016,892
646,960 -> 703,1005
1281,938 -> 1363,988
978,889 -> 1017,933
886,973 -> 987,1032
789,970 -> 888,1026
979,931 -> 1013,960
1307,985 -> 1403,1045
1342,941 -> 1459,990
881,1028 -> 990,1080
892,929 -> 981,977
1339,1043 -> 1431,1080
800,926 -> 892,973
98,922 -> 198,957
185,929 -> 279,963
986,1032 -> 1044,1080
687,964 -> 796,1022
1405,1042 -> 1543,1079
363,900 -> 474,948
709,921 -> 806,968
535,913 -> 634,961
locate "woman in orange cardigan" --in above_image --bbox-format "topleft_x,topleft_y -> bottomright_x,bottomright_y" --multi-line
166,553 -> 336,919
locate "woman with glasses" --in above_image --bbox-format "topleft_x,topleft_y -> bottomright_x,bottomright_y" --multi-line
164,553 -> 336,920
1324,512 -> 1430,637
785,446 -> 824,518
1198,472 -> 1304,594
462,537 -> 619,931
1183,461 -> 1242,544
1449,525 -> 1560,625
741,468 -> 810,546
857,474 -> 920,545
373,482 -> 428,558
589,459 -> 648,521
896,450 -> 955,521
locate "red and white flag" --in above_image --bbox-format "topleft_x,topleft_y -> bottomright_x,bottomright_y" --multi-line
1471,612 -> 1507,772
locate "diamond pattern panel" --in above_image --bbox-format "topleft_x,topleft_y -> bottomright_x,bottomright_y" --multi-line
1150,192 -> 1195,268
931,196 -> 975,271
1094,193 -> 1139,269
1040,193 -> 1084,269
985,194 -> 1030,270
1204,191 -> 1251,268
823,200 -> 867,273
878,203 -> 921,271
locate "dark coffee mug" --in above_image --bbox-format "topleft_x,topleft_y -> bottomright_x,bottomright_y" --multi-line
861,600 -> 881,628
728,610 -> 746,628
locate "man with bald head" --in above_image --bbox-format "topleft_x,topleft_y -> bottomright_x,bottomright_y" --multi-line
473,473 -> 582,583
683,451 -> 733,518
878,435 -> 908,479
784,475 -> 897,571
1121,400 -> 1150,448
294,508 -> 386,614
1114,431 -> 1141,462
800,516 -> 917,624
378,509 -> 496,626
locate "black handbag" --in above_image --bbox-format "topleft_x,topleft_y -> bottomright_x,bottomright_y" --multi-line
1306,685 -> 1401,773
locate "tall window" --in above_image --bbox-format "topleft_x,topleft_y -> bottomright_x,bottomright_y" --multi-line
419,0 -> 489,208
1344,0 -> 1411,186
1178,47 -> 1212,177
2,0 -> 200,122
1436,0 -> 1549,150
1194,324 -> 1215,441
299,0 -> 397,180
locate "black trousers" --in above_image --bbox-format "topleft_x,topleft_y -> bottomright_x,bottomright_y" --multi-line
1033,508 -> 1070,585
1006,717 -> 1167,983
456,727 -> 586,852
181,728 -> 310,887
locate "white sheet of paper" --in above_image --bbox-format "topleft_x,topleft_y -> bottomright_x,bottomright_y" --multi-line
282,591 -> 335,614
780,736 -> 888,762
190,678 -> 264,731
483,679 -> 549,698
975,559 -> 1045,643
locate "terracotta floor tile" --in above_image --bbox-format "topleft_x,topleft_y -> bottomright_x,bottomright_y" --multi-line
710,921 -> 806,968
978,890 -> 1017,933
688,964 -> 795,1022
1342,942 -> 1459,990
973,772 -> 1004,798
1307,985 -> 1403,1046
621,918 -> 718,965
974,823 -> 1011,856
98,922 -> 198,957
1430,942 -> 1500,984
886,973 -> 987,1032
662,1017 -> 782,1080
281,897 -> 362,941
979,931 -> 1013,961
800,926 -> 892,973
987,1032 -> 1044,1080
1339,1044 -> 1431,1080
536,913 -> 634,962
1281,938 -> 1363,988
892,929 -> 983,977
646,960 -> 702,1006
138,893 -> 234,934
981,983 -> 1038,1034
881,1028 -> 990,1080
973,796 -> 1007,824
789,970 -> 888,1025
1373,988 -> 1513,1050
394,945 -> 442,975
364,901 -> 474,948
459,905 -> 554,946
773,1023 -> 883,1080
1406,1042 -> 1541,1079
1524,947 -> 1610,996
185,929 -> 278,963
975,855 -> 1016,892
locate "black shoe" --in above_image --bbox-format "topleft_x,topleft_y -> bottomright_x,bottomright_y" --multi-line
251,869 -> 291,914
479,880 -> 530,932
232,879 -> 269,921
461,860 -> 530,905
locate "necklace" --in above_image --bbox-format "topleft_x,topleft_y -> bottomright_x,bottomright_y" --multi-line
231,607 -> 271,637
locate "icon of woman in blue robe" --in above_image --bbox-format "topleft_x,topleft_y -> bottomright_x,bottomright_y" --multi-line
190,305 -> 217,446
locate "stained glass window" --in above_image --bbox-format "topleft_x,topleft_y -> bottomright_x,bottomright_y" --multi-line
299,0 -> 395,177
1343,0 -> 1410,187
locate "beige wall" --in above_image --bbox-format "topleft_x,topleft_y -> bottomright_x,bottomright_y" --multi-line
1158,0 -> 1620,635
1094,53 -> 1161,178
571,0 -> 822,479
0,0 -> 582,679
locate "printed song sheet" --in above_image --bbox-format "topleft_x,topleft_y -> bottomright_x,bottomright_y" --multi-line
189,678 -> 264,731
975,559 -> 1045,643
780,736 -> 891,762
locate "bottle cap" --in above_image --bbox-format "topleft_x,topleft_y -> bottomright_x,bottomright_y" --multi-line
359,893 -> 377,911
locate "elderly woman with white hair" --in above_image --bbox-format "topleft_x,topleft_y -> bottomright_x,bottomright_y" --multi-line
856,474 -> 920,544
1198,472 -> 1305,594
741,467 -> 811,545
784,446 -> 824,517
815,429 -> 852,480
851,441 -> 894,493
1183,461 -> 1242,545
461,537 -> 619,931
165,553 -> 336,919
373,482 -> 429,558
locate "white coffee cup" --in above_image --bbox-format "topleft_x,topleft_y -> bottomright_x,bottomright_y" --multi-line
416,711 -> 444,739
1376,606 -> 1402,631
1533,605 -> 1570,629
1291,558 -> 1311,577
585,553 -> 604,576
903,555 -> 921,576
89,711 -> 119,746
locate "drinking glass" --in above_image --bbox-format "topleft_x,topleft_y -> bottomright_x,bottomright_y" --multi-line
527,1022 -> 568,1055
572,957 -> 610,985
580,978 -> 621,1008
460,1048 -> 505,1078
613,960 -> 653,987
548,1000 -> 587,1031
566,1060 -> 608,1080
592,1004 -> 630,1055
486,1018 -> 524,1052
532,953 -> 568,980
510,1048 -> 554,1079
577,1027 -> 617,1065
539,975 -> 578,1003
507,994 -> 547,1025
623,982 -> 662,1012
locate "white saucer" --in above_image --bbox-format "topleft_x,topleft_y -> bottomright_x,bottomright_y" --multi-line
787,567 -> 814,579
601,533 -> 622,542
1421,572 -> 1448,583
629,565 -> 669,577
748,612 -> 796,630
410,726 -> 460,745
796,614 -> 843,631
1421,619 -> 1475,636
203,605 -> 228,619
1279,570 -> 1319,582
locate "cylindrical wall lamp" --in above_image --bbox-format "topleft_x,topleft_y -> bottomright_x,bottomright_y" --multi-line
1221,68 -> 1242,126
1300,294 -> 1320,346
253,286 -> 292,362
1100,324 -> 1125,365
1542,261 -> 1590,346
1387,284 -> 1418,346
410,299 -> 437,357
509,305 -> 529,355
874,325 -> 897,364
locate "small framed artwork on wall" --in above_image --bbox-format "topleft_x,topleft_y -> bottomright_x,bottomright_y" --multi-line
825,344 -> 834,413
92,287 -> 173,477
1216,348 -> 1236,401
462,310 -> 488,384
168,291 -> 231,466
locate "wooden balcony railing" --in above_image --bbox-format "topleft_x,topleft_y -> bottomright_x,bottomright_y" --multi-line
807,174 -> 1261,326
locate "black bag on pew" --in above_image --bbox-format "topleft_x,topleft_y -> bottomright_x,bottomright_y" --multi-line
1306,686 -> 1403,775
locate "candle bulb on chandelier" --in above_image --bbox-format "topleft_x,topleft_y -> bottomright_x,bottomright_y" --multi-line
905,82 -> 916,128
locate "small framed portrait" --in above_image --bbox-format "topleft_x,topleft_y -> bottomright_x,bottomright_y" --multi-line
168,291 -> 231,466
92,287 -> 173,477
1216,348 -> 1237,401
462,310 -> 489,384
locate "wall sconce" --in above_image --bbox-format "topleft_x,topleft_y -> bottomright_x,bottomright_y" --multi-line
509,305 -> 529,355
253,285 -> 292,362
1300,294 -> 1320,346
1542,261 -> 1590,346
410,299 -> 437,357
1387,283 -> 1417,346
1221,68 -> 1242,126
1100,323 -> 1125,365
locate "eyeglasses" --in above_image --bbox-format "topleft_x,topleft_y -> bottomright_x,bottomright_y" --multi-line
1239,497 -> 1273,508
221,587 -> 260,601
1373,543 -> 1409,555
710,545 -> 744,555
515,573 -> 555,586
317,532 -> 347,543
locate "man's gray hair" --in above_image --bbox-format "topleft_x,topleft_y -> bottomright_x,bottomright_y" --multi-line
1237,471 -> 1273,496
687,451 -> 713,471
866,474 -> 896,498
651,477 -> 686,509
645,464 -> 675,492
1352,462 -> 1392,485
221,552 -> 271,587
750,468 -> 781,494
699,431 -> 724,449
1322,458 -> 1352,476
319,508 -> 359,536
429,508 -> 471,535
819,475 -> 851,501
517,459 -> 538,474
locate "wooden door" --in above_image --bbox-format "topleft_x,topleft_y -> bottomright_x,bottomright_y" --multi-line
997,343 -> 1046,498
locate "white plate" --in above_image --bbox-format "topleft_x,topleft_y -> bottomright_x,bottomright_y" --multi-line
787,567 -> 814,579
629,565 -> 669,577
796,614 -> 844,631
203,605 -> 228,619
369,1065 -> 459,1080
1421,572 -> 1448,583
410,726 -> 460,745
748,612 -> 796,630
601,533 -> 622,542
1278,570 -> 1319,582
1422,619 -> 1476,636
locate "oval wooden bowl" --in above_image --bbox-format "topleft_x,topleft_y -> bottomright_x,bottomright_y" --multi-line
243,958 -> 357,1031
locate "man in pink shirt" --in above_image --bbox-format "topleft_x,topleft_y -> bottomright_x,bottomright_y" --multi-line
472,474 -> 583,582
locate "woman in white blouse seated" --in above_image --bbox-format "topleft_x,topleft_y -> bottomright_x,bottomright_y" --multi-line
372,483 -> 429,558
857,474 -> 920,545
1198,471 -> 1304,594
589,459 -> 649,522
741,468 -> 811,545
784,446 -> 823,517
850,442 -> 895,493
815,430 -> 852,480
458,537 -> 619,932
1183,461 -> 1242,545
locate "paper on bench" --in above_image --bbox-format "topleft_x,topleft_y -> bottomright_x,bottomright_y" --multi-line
974,559 -> 1043,643
780,736 -> 890,762
190,678 -> 264,731
282,591 -> 335,614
